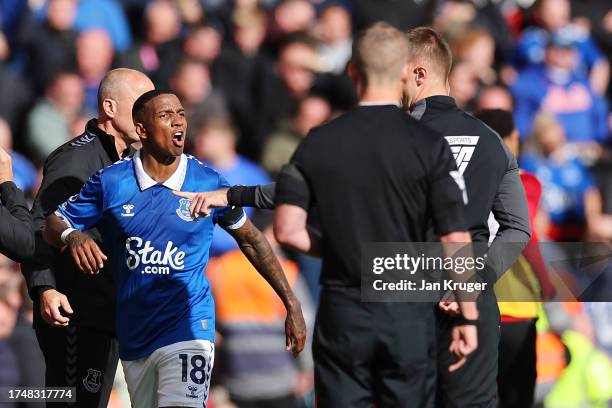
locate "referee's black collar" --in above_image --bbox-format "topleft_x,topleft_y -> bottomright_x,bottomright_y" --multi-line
85,118 -> 135,161
410,95 -> 457,120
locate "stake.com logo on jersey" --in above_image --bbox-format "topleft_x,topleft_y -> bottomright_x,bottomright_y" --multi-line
125,237 -> 186,275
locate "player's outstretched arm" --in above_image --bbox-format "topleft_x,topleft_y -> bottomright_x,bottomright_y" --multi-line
227,218 -> 307,357
173,164 -> 302,216
173,189 -> 229,218
44,213 -> 107,274
173,183 -> 277,218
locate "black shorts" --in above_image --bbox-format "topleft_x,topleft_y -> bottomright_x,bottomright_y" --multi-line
33,311 -> 118,408
313,287 -> 435,408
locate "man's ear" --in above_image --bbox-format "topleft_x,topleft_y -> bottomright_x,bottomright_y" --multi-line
102,98 -> 117,119
414,65 -> 427,86
135,122 -> 146,140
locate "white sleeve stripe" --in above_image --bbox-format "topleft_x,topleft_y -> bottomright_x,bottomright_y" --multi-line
54,209 -> 75,229
225,211 -> 247,230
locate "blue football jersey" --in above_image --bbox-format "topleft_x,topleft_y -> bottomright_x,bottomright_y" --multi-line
56,151 -> 246,360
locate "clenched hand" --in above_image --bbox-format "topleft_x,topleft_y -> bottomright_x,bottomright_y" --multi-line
448,324 -> 478,372
65,230 -> 107,274
285,301 -> 307,357
40,289 -> 73,327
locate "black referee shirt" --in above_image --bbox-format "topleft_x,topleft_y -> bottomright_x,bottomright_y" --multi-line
23,119 -> 133,333
276,104 -> 467,287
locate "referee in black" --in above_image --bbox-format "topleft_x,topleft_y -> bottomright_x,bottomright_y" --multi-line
273,23 -> 479,407
0,146 -> 34,261
402,27 -> 531,408
174,25 -> 526,408
22,68 -> 154,407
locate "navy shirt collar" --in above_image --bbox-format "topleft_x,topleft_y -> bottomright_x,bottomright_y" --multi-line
410,95 -> 457,120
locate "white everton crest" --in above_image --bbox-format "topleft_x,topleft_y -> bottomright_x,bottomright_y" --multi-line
176,198 -> 193,222
83,368 -> 102,393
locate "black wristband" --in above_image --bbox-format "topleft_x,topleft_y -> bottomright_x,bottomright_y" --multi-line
227,185 -> 256,207
454,316 -> 479,326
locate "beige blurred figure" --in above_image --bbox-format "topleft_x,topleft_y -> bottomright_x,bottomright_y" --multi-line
76,29 -> 114,85
278,40 -> 321,99
27,71 -> 84,161
314,5 -> 353,74
477,85 -> 514,112
145,0 -> 182,46
232,7 -> 268,57
273,0 -> 316,36
183,25 -> 223,64
262,95 -> 332,174
0,255 -> 21,338
449,61 -> 479,110
451,29 -> 497,86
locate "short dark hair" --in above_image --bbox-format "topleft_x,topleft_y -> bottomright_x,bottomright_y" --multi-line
405,27 -> 452,81
132,89 -> 174,123
474,109 -> 515,139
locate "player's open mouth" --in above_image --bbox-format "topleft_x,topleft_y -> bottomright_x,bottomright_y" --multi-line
172,131 -> 185,148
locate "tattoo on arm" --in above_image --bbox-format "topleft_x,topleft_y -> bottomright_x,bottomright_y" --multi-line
229,219 -> 296,307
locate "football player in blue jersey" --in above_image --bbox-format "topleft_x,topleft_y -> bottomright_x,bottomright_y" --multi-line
44,90 -> 306,408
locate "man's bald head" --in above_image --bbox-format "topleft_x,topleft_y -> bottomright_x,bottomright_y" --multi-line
351,22 -> 409,87
97,68 -> 154,107
97,68 -> 155,144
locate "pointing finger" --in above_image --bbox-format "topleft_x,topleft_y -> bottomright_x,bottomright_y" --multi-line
173,191 -> 196,198
449,357 -> 466,372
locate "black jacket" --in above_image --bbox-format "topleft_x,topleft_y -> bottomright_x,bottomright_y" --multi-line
22,119 -> 132,333
0,181 -> 34,261
411,96 -> 531,283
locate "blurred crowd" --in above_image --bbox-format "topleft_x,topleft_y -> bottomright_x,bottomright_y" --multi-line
0,0 -> 611,407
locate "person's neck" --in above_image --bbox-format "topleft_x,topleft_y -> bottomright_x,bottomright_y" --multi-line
358,86 -> 401,105
140,148 -> 181,183
98,120 -> 129,158
412,83 -> 449,106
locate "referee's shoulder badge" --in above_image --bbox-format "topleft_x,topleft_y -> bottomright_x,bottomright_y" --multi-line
176,198 -> 193,222
444,136 -> 480,175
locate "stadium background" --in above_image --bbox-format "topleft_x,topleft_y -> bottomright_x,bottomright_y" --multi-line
0,0 -> 610,406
